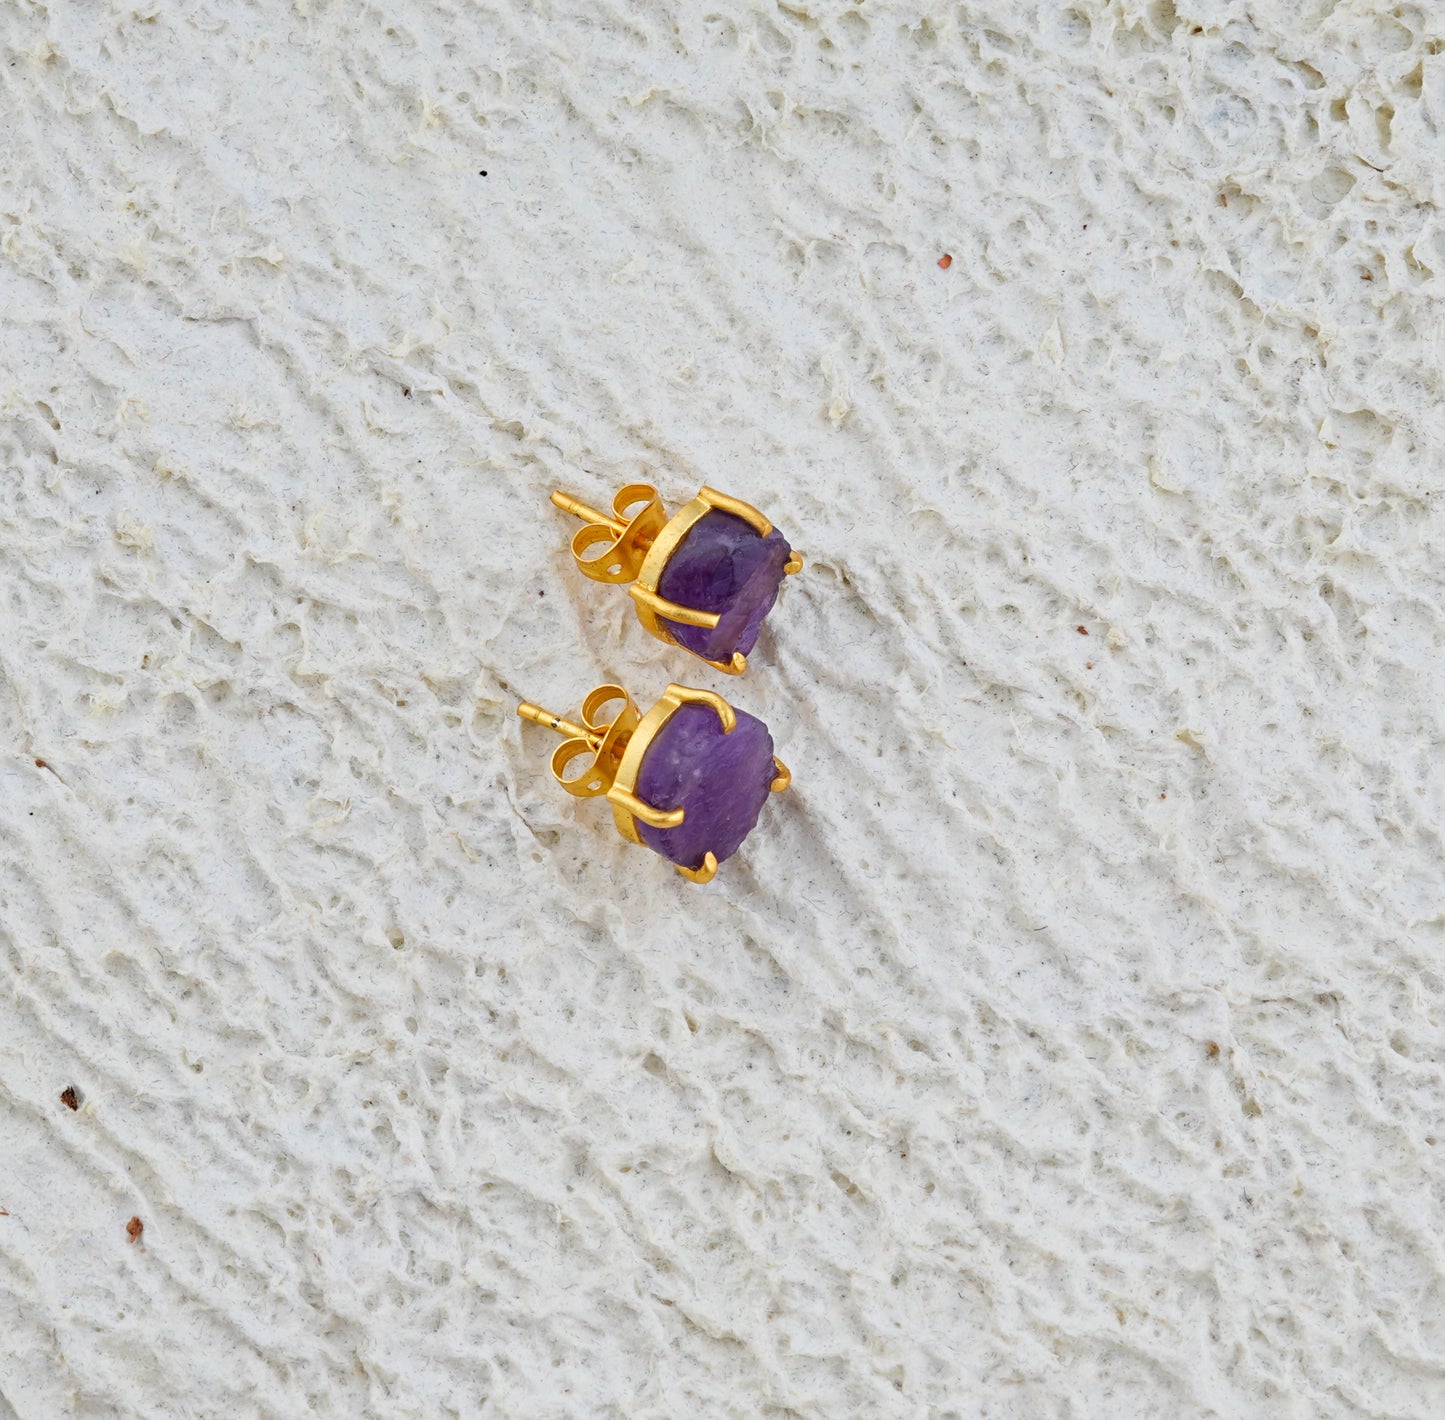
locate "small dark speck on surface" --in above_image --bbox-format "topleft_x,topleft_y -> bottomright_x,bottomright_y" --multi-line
1076,626 -> 1088,635
126,1217 -> 144,1244
60,1086 -> 80,1111
479,170 -> 488,176
402,388 -> 411,397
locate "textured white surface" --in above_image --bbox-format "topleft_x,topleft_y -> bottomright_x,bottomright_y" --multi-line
2,1 -> 1445,1416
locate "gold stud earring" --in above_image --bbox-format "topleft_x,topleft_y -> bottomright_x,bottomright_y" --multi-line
550,482 -> 804,675
517,681 -> 790,883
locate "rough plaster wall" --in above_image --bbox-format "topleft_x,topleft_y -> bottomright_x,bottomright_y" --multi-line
1,0 -> 1444,1416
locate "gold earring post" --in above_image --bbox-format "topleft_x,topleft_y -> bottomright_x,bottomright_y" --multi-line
549,491 -> 632,540
517,702 -> 599,747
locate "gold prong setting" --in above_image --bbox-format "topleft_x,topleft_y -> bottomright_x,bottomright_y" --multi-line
519,680 -> 790,885
663,683 -> 736,734
698,651 -> 747,676
628,583 -> 722,629
609,788 -> 685,830
675,853 -> 718,884
698,485 -> 772,538
552,481 -> 801,672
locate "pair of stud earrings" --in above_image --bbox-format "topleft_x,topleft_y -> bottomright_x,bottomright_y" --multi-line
517,481 -> 803,884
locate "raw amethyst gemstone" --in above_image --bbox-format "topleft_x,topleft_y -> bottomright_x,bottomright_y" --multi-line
655,510 -> 792,663
635,703 -> 776,872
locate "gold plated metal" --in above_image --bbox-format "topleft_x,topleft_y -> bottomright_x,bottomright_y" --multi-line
550,481 -> 802,673
628,584 -> 722,629
697,485 -> 771,538
551,485 -> 669,585
517,684 -> 642,800
516,703 -> 592,742
675,853 -> 718,885
516,682 -> 704,852
609,788 -> 685,830
517,681 -> 786,882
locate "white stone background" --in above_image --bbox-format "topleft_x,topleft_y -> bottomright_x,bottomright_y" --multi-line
1,0 -> 1444,1415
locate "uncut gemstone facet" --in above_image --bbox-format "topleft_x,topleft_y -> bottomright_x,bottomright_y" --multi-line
655,510 -> 791,663
635,703 -> 776,872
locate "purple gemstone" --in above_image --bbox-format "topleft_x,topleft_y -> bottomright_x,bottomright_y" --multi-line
634,702 -> 776,872
655,510 -> 792,663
